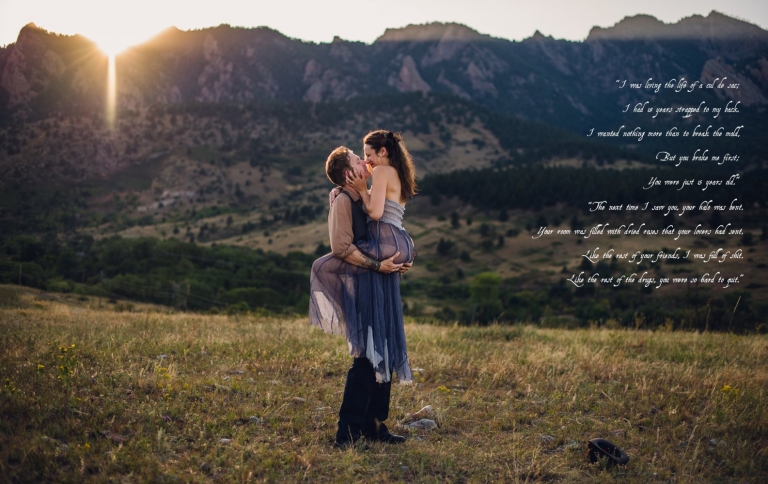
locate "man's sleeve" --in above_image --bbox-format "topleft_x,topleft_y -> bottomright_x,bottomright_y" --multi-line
328,195 -> 358,259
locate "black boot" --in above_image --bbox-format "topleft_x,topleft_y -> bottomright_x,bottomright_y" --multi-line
335,358 -> 374,448
365,421 -> 406,444
334,421 -> 363,448
362,380 -> 406,444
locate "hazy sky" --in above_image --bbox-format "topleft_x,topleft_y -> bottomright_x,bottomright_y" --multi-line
1,0 -> 767,52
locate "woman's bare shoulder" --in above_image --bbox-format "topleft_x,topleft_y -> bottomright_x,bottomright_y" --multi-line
372,165 -> 398,176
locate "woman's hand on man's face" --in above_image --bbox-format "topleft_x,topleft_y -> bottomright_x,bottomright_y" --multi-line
345,169 -> 367,193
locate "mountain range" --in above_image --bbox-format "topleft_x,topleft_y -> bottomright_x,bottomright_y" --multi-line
0,10 -> 765,238
1,10 -> 767,131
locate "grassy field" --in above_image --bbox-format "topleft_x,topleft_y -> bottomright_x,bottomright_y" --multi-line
1,286 -> 766,483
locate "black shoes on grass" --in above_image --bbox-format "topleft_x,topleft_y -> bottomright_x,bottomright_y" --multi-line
367,424 -> 406,444
334,423 -> 406,448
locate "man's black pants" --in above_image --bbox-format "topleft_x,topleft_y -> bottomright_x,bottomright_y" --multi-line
336,357 -> 391,442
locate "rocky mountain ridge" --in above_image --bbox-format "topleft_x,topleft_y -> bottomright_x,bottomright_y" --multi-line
0,10 -> 765,239
1,11 -> 766,132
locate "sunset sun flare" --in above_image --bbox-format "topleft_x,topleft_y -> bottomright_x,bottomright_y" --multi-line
105,53 -> 116,129
82,18 -> 162,56
94,35 -> 140,57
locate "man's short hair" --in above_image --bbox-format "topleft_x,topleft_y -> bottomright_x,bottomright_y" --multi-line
326,146 -> 351,187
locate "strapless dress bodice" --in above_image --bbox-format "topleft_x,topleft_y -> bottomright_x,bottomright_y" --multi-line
376,199 -> 405,229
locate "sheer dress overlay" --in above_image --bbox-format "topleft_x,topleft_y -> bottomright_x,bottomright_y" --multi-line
310,199 -> 414,383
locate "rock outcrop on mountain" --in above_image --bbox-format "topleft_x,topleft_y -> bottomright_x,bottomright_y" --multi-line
389,56 -> 431,93
0,11 -> 766,132
700,59 -> 767,106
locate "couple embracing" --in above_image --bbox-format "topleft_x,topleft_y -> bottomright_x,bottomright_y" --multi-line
309,129 -> 417,447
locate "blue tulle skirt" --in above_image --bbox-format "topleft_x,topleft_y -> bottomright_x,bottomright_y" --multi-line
309,220 -> 414,383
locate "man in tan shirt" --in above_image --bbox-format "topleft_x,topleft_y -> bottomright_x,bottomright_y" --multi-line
322,147 -> 412,447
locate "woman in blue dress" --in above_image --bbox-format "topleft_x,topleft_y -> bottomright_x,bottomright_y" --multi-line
309,130 -> 417,386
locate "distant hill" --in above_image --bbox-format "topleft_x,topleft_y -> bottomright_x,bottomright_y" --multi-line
0,11 -> 765,241
0,92 -> 647,236
1,11 -> 766,230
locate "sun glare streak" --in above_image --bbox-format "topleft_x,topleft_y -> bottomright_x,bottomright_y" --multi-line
106,53 -> 116,129
96,38 -> 131,57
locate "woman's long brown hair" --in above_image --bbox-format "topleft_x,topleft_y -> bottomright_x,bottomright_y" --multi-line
363,130 -> 418,201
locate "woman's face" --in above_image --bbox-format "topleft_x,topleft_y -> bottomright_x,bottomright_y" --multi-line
363,144 -> 388,170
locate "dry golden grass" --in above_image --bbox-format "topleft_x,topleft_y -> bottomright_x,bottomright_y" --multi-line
1,289 -> 766,482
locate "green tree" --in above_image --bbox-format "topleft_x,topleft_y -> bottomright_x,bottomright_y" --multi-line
469,272 -> 503,324
451,211 -> 460,229
437,238 -> 455,257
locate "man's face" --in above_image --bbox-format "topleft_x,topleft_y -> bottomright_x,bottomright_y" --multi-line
348,151 -> 371,180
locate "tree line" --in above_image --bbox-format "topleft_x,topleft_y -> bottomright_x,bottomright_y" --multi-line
0,235 -> 313,313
